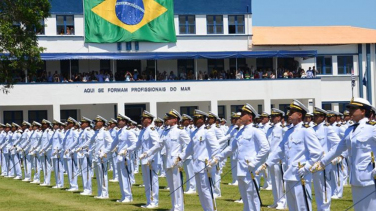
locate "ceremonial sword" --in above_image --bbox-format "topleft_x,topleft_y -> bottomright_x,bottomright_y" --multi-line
246,160 -> 262,206
298,162 -> 310,211
205,159 -> 217,211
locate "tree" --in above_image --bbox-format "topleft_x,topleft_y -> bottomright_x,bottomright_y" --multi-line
0,0 -> 50,93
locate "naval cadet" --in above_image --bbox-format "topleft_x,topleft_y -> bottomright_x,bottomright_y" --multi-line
0,123 -> 7,176
265,108 -> 287,210
62,117 -> 80,191
8,123 -> 22,179
180,114 -> 197,194
108,118 -> 120,183
28,121 -> 43,184
17,121 -> 32,181
142,109 -> 190,211
37,120 -> 54,186
178,109 -> 220,211
75,117 -> 95,195
0,124 -> 12,177
311,107 -> 341,211
257,99 -> 323,211
211,104 -> 270,211
312,98 -> 376,211
135,111 -> 161,209
111,114 -> 137,203
49,120 -> 65,188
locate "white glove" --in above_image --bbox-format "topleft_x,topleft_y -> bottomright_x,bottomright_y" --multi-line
100,152 -> 107,159
246,160 -> 255,169
119,149 -> 127,156
256,163 -> 267,175
75,148 -> 82,153
331,157 -> 342,165
173,157 -> 180,167
298,165 -> 309,177
139,152 -> 147,160
310,161 -> 325,173
372,168 -> 376,178
209,157 -> 219,167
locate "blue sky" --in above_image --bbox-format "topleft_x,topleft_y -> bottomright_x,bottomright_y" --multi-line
253,0 -> 376,29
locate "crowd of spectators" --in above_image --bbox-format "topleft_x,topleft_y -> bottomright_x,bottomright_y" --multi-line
8,65 -> 319,83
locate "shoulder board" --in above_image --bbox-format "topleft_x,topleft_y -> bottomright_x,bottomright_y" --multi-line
367,121 -> 376,126
178,126 -> 184,130
86,128 -> 91,131
216,125 -> 220,128
336,124 -> 342,127
254,125 -> 259,128
303,124 -> 310,128
324,123 -> 330,126
126,127 -> 131,130
280,124 -> 285,128
116,127 -> 120,131
341,122 -> 346,125
189,126 -> 192,129
205,125 -> 211,130
103,128 -> 108,131
150,127 -> 155,131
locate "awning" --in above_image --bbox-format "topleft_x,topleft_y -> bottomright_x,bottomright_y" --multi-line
38,50 -> 317,60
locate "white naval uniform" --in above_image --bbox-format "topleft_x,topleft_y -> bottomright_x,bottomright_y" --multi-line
183,125 -> 196,192
312,122 -> 340,211
86,127 -> 113,198
130,127 -> 140,183
147,125 -> 190,211
217,125 -> 239,184
265,122 -> 287,209
266,122 -> 323,211
18,129 -> 32,180
135,125 -> 161,206
62,128 -> 80,189
28,130 -> 42,182
322,118 -> 376,211
110,126 -> 137,201
7,130 -> 22,178
1,131 -> 13,177
258,123 -> 272,189
109,127 -> 119,181
209,123 -> 224,197
76,127 -> 95,193
37,128 -> 53,185
49,129 -> 65,187
181,124 -> 219,211
217,123 -> 270,211
0,130 -> 7,176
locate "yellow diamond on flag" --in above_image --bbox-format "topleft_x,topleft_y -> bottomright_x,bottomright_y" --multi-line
92,0 -> 168,33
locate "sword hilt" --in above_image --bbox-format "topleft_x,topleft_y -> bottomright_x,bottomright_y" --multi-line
298,162 -> 306,185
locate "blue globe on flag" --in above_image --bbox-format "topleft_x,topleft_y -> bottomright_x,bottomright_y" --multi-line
115,0 -> 145,25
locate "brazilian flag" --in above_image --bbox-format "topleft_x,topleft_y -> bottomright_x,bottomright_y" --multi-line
84,0 -> 176,43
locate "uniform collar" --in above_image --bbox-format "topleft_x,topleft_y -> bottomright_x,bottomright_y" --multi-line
358,117 -> 369,124
293,121 -> 304,128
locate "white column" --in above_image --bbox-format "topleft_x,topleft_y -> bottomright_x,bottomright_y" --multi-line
371,44 -> 376,105
332,56 -> 338,75
263,99 -> 271,114
149,101 -> 157,117
52,104 -> 61,121
307,99 -> 314,113
332,103 -> 339,112
210,100 -> 218,114
117,102 -> 124,115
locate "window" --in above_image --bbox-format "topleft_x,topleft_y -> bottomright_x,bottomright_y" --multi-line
56,15 -> 74,35
28,110 -> 47,123
180,106 -> 198,117
257,105 -> 263,114
279,104 -> 290,113
207,15 -> 223,34
338,56 -> 353,74
3,111 -> 23,125
100,60 -> 111,72
178,59 -> 194,79
208,59 -> 224,73
228,15 -> 245,34
60,110 -> 77,122
231,105 -> 243,113
322,102 -> 350,113
218,106 -> 226,119
179,15 -> 195,34
125,104 -> 146,124
60,60 -> 79,79
146,60 -> 156,73
230,58 -> 247,71
322,103 -> 332,111
316,56 -> 332,75
37,19 -> 45,35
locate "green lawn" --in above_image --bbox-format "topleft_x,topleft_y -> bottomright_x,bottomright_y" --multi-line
0,162 -> 354,211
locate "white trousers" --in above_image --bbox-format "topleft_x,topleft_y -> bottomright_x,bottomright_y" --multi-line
211,165 -> 221,196
352,185 -> 376,211
166,167 -> 184,211
332,163 -> 344,197
286,180 -> 312,211
312,170 -> 332,211
79,157 -> 92,193
94,160 -> 109,197
270,164 -> 287,208
24,154 -> 32,179
40,155 -> 52,185
195,171 -> 215,211
52,157 -> 64,187
230,157 -> 238,184
238,176 -> 261,211
110,152 -> 118,180
117,158 -> 133,201
64,157 -> 78,189
31,155 -> 41,181
11,153 -> 22,177
183,159 -> 196,191
141,164 -> 159,205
